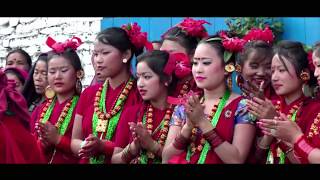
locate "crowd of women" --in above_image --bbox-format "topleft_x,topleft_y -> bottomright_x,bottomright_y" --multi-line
1,17 -> 320,164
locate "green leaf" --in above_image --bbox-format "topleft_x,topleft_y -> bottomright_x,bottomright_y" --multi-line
224,51 -> 233,63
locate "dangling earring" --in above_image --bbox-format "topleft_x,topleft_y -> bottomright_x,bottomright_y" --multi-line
45,85 -> 55,99
300,71 -> 310,82
227,75 -> 233,89
122,58 -> 128,63
235,64 -> 242,73
164,82 -> 169,87
76,79 -> 82,94
235,74 -> 244,88
225,63 -> 235,73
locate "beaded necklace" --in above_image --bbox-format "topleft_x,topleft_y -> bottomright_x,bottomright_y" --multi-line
186,89 -> 231,164
308,113 -> 320,138
90,77 -> 134,164
266,102 -> 303,164
39,95 -> 79,135
39,95 -> 79,164
137,103 -> 173,164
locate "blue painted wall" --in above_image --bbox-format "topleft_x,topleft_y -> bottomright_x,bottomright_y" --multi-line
101,17 -> 320,45
101,17 -> 320,94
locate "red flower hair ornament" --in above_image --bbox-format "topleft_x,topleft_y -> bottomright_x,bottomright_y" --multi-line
163,52 -> 191,79
243,26 -> 274,44
46,36 -> 82,53
121,22 -> 153,51
177,17 -> 210,39
206,31 -> 246,65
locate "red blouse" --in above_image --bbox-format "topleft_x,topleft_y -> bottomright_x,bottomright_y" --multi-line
31,97 -> 79,164
169,96 -> 249,164
267,95 -> 308,164
75,80 -> 142,163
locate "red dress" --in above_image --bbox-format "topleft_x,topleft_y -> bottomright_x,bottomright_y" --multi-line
75,79 -> 142,163
168,96 -> 256,164
299,97 -> 320,150
266,95 -> 309,164
114,103 -> 170,163
31,97 -> 79,164
0,114 -> 45,163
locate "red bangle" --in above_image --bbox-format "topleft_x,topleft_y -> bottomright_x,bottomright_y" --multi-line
173,133 -> 190,150
203,129 -> 224,149
103,141 -> 115,156
293,135 -> 315,164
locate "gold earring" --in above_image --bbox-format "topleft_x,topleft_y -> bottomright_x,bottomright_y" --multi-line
77,70 -> 84,79
225,63 -> 235,73
300,71 -> 310,82
235,64 -> 242,73
122,58 -> 128,63
45,85 -> 55,99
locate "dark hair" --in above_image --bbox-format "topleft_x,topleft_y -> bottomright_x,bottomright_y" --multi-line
236,40 -> 273,66
198,34 -> 235,66
47,48 -> 83,72
6,48 -> 32,72
314,41 -> 320,58
4,68 -> 27,85
274,40 -> 317,86
22,53 -> 48,108
47,48 -> 83,94
96,27 -> 144,65
162,27 -> 200,56
136,50 -> 177,95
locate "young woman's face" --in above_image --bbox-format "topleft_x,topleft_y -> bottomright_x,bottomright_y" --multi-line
241,50 -> 272,89
6,52 -> 30,72
192,43 -> 225,90
312,52 -> 320,86
33,60 -> 48,95
136,61 -> 166,101
47,56 -> 77,95
271,54 -> 302,96
160,39 -> 188,54
6,72 -> 24,93
92,41 -> 127,80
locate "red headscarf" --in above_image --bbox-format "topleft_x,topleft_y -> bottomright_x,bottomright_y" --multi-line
4,67 -> 29,82
0,69 -> 30,129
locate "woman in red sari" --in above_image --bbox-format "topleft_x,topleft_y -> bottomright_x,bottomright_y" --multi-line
111,50 -> 191,163
71,23 -> 150,164
258,42 -> 320,163
249,40 -> 318,164
0,69 -> 44,163
162,34 -> 256,164
30,36 -> 84,164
